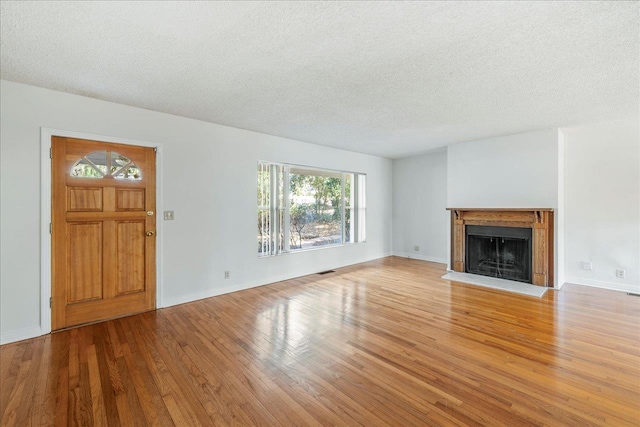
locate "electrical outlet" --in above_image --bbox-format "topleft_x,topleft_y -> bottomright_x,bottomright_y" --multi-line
414,245 -> 420,252
164,211 -> 174,220
616,269 -> 626,279
224,270 -> 230,279
582,262 -> 593,271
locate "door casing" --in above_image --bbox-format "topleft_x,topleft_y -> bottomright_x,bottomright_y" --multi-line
40,128 -> 163,335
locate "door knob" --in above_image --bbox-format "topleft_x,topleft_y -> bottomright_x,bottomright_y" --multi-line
146,231 -> 155,237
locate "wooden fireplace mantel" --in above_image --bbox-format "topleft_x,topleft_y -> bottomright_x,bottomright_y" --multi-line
446,208 -> 554,287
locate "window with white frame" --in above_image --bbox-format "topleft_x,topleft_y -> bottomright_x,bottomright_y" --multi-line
257,162 -> 366,256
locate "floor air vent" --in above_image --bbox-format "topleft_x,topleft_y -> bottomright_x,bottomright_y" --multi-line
318,270 -> 336,275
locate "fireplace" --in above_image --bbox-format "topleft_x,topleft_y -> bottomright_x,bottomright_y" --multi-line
447,208 -> 554,287
465,225 -> 532,283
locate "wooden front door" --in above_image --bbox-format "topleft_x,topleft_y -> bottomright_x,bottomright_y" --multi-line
51,137 -> 156,330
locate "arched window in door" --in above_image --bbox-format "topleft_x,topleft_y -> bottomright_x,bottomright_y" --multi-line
71,150 -> 141,180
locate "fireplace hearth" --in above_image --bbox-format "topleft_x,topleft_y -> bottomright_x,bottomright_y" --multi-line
465,225 -> 532,283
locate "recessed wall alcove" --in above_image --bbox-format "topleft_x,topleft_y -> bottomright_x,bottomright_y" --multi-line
447,208 -> 554,287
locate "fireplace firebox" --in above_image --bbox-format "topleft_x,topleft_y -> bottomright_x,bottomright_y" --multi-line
465,225 -> 532,283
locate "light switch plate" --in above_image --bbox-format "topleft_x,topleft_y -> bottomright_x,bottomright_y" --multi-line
164,211 -> 174,220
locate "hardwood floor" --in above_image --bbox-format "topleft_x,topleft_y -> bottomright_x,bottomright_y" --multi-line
1,257 -> 639,426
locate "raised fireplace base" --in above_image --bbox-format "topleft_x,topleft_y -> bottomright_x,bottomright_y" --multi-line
447,208 -> 554,287
442,272 -> 548,297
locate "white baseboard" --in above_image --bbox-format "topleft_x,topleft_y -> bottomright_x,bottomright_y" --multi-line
0,325 -> 43,345
393,252 -> 448,265
162,253 -> 393,308
1,254 -> 399,344
564,276 -> 640,294
161,279 -> 282,308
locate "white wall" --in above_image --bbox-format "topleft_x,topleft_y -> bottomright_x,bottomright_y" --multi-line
557,130 -> 566,287
563,118 -> 639,293
447,129 -> 560,209
0,80 -> 393,344
392,148 -> 448,263
447,129 -> 562,284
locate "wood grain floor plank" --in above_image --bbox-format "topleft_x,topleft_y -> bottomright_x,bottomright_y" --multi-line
1,257 -> 639,426
0,358 -> 31,426
92,324 -> 121,427
52,333 -> 70,427
86,343 -> 108,426
123,317 -> 198,426
115,320 -> 172,427
150,312 -> 262,426
0,343 -> 25,420
28,336 -> 55,426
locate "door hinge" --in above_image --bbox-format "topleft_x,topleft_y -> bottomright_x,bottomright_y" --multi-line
49,223 -> 52,234
49,297 -> 52,308
153,147 -> 157,153
49,147 -> 52,159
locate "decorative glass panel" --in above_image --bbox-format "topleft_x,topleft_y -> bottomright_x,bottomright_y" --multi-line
71,150 -> 141,180
71,151 -> 107,178
114,165 -> 141,180
111,152 -> 141,180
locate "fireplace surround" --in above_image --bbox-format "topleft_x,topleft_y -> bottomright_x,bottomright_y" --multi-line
447,208 -> 554,287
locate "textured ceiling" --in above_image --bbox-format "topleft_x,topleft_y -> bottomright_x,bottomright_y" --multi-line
1,1 -> 638,158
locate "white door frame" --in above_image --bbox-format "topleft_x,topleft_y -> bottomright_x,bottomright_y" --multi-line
40,128 -> 164,335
